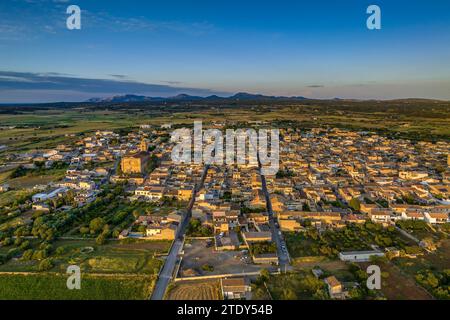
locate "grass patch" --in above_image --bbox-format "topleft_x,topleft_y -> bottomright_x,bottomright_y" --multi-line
0,239 -> 169,274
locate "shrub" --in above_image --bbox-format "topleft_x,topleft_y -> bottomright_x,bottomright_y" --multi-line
19,240 -> 30,251
7,248 -> 21,259
38,258 -> 54,271
21,249 -> 34,261
201,264 -> 214,272
96,234 -> 106,245
32,250 -> 48,260
55,246 -> 66,255
79,226 -> 90,235
2,237 -> 13,246
90,217 -> 106,234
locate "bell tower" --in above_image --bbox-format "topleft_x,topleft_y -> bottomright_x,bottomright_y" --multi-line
140,139 -> 148,152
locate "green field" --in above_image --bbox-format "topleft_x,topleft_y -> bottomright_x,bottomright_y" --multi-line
0,273 -> 155,300
0,190 -> 32,207
1,100 -> 449,155
285,222 -> 417,258
0,239 -> 170,274
263,271 -> 329,300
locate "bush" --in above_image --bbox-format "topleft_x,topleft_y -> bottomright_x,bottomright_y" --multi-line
201,264 -> 214,272
19,240 -> 30,251
96,234 -> 106,245
404,246 -> 422,255
7,248 -> 21,259
186,218 -> 213,237
79,226 -> 90,235
32,250 -> 48,260
2,237 -> 13,246
38,259 -> 54,271
21,249 -> 34,261
349,198 -> 361,211
14,237 -> 23,246
55,246 -> 66,255
250,241 -> 277,255
90,217 -> 106,234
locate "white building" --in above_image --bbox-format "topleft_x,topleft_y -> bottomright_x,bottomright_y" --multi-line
424,212 -> 449,224
32,187 -> 67,202
339,250 -> 385,262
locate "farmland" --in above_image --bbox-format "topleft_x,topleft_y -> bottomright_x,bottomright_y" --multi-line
285,222 -> 417,259
0,273 -> 155,300
359,261 -> 434,300
263,271 -> 328,300
1,98 -> 450,156
0,239 -> 170,274
167,280 -> 222,300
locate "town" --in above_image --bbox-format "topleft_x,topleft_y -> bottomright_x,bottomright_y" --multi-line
1,112 -> 449,300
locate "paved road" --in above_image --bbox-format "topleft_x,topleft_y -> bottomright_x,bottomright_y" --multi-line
252,140 -> 291,271
260,171 -> 291,271
150,165 -> 210,300
151,238 -> 184,300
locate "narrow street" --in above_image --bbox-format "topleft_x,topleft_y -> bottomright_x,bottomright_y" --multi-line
259,170 -> 291,271
150,165 -> 210,300
256,152 -> 291,271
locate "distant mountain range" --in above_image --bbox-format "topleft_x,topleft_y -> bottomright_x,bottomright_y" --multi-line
86,92 -> 309,103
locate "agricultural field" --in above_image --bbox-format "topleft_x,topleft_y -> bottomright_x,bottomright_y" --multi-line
359,261 -> 433,300
0,190 -> 32,207
390,239 -> 450,299
1,99 -> 449,155
396,220 -> 447,243
7,172 -> 66,189
0,108 -> 182,154
0,273 -> 155,300
263,271 -> 329,300
167,280 -> 222,300
394,239 -> 450,274
292,258 -> 348,273
285,222 -> 418,259
0,239 -> 170,274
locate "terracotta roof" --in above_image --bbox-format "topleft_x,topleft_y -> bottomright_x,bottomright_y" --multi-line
325,276 -> 341,288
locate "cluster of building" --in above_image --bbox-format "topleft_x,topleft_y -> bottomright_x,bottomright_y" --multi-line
264,128 -> 450,230
189,164 -> 278,264
26,130 -> 131,212
120,212 -> 182,240
118,127 -> 204,240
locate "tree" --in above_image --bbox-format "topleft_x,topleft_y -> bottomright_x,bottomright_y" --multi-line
201,264 -> 214,272
79,226 -> 90,235
112,229 -> 120,238
55,246 -> 66,255
38,258 -> 54,271
19,240 -> 30,251
7,248 -> 21,259
90,217 -> 106,234
14,237 -> 23,246
282,288 -> 298,300
96,234 -> 106,245
2,237 -> 12,246
420,237 -> 437,251
260,269 -> 270,281
21,249 -> 34,261
349,198 -> 361,211
132,210 -> 141,220
32,250 -> 48,260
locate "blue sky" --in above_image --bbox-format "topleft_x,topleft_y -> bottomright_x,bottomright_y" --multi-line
0,0 -> 450,102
